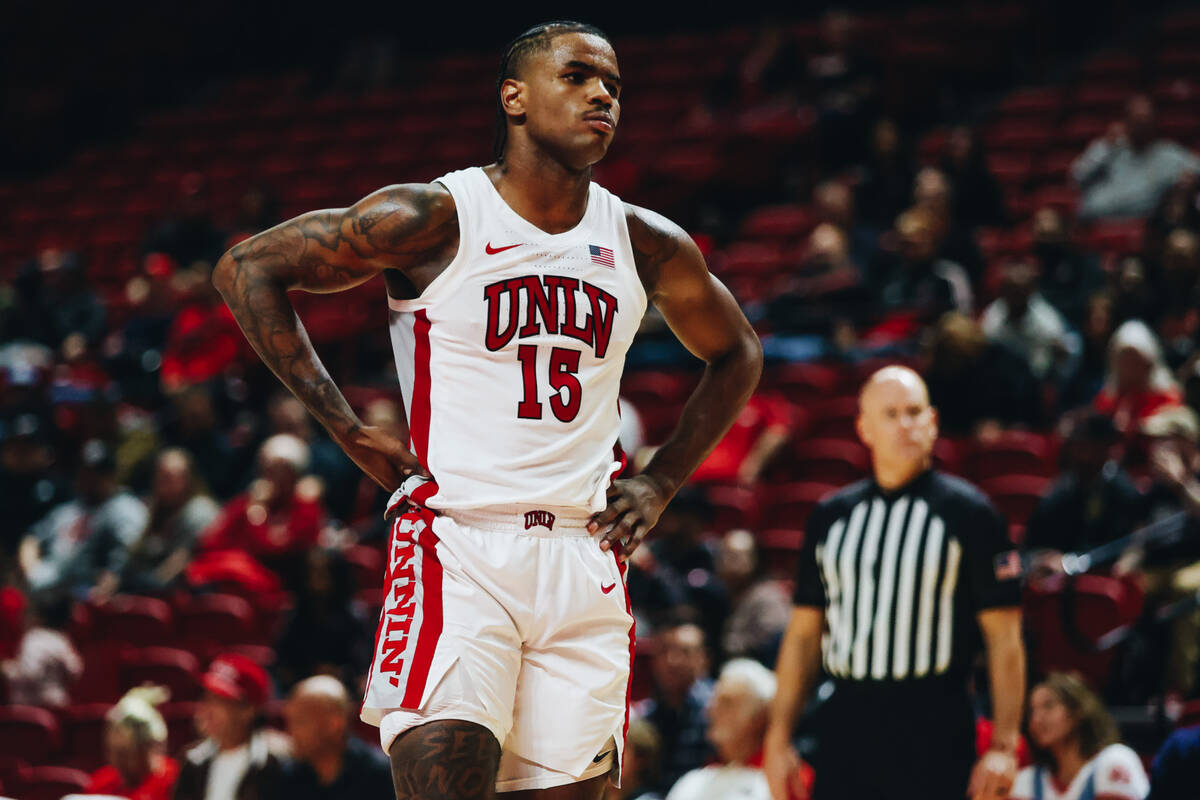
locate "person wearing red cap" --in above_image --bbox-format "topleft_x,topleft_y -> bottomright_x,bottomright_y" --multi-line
174,653 -> 289,800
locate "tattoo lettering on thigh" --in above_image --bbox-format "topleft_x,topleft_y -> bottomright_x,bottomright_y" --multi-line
390,720 -> 501,800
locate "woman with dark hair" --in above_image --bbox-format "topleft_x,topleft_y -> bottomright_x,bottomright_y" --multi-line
1011,673 -> 1148,800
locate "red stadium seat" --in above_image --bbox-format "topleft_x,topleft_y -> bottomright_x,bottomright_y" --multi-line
979,474 -> 1052,526
718,242 -> 786,277
804,397 -> 860,441
177,594 -> 259,652
84,595 -> 172,646
764,363 -> 841,406
60,703 -> 110,772
1085,220 -> 1146,256
0,757 -> 29,793
961,434 -> 1055,481
0,706 -> 60,763
74,640 -> 128,703
161,702 -> 200,753
786,438 -> 871,485
706,485 -> 761,531
995,87 -> 1063,119
621,371 -> 697,410
762,482 -> 839,530
120,647 -> 202,702
1024,574 -> 1144,689
760,529 -> 805,579
1071,84 -> 1135,114
739,205 -> 815,243
344,544 -> 386,592
16,766 -> 91,800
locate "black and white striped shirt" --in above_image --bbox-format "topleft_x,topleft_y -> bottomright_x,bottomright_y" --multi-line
794,470 -> 1020,684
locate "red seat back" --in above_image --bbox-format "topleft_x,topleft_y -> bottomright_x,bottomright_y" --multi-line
60,703 -> 111,772
15,765 -> 90,800
0,706 -> 60,763
120,647 -> 202,702
979,474 -> 1051,526
763,482 -> 839,530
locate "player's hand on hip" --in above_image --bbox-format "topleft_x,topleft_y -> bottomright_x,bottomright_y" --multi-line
764,733 -> 807,800
338,425 -> 430,493
967,749 -> 1016,800
589,474 -> 669,561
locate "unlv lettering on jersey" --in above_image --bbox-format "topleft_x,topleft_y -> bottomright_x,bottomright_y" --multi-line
378,535 -> 419,686
484,275 -> 619,357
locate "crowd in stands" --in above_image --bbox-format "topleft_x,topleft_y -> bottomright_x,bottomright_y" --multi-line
2,5 -> 1200,799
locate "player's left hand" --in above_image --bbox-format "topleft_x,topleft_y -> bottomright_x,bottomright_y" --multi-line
967,748 -> 1016,800
589,474 -> 670,561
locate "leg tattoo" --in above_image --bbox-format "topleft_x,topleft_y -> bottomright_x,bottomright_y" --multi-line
390,719 -> 501,800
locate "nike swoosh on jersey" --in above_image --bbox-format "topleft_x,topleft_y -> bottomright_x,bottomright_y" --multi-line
485,242 -> 522,254
601,582 -> 616,594
593,750 -> 614,763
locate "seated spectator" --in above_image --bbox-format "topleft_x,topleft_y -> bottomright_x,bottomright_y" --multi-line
1,589 -> 81,707
1025,414 -> 1143,564
1072,94 -> 1200,222
1184,357 -> 1200,419
633,618 -> 715,794
1153,228 -> 1200,369
940,125 -> 1007,230
1094,320 -> 1183,435
17,248 -> 108,351
605,718 -> 665,800
174,653 -> 289,800
122,448 -> 219,594
981,260 -> 1077,383
1031,207 -> 1105,329
161,385 -> 241,500
1146,173 -> 1200,265
1011,673 -> 1148,800
274,548 -> 372,691
142,173 -> 226,269
913,165 -> 984,281
878,208 -> 972,327
200,434 -> 326,589
924,312 -> 1043,436
765,224 -> 872,337
1120,407 -> 1200,700
690,395 -> 793,486
20,439 -> 148,599
159,265 -> 243,394
811,179 -> 879,270
665,659 -> 783,800
1062,292 -> 1117,410
855,118 -> 915,228
0,413 -> 67,564
266,394 -> 358,523
648,491 -> 728,646
805,10 -> 879,171
86,685 -> 180,800
280,675 -> 392,799
1147,721 -> 1200,800
715,530 -> 790,663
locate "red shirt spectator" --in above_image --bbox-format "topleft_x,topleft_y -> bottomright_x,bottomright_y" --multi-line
1094,320 -> 1182,434
88,757 -> 179,800
691,394 -> 794,485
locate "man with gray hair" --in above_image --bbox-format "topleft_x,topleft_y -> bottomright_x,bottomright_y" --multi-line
665,659 -> 779,800
281,675 -> 393,799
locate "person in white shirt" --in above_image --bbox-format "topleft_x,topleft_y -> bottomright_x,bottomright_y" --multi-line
1011,672 -> 1148,800
666,659 -> 780,800
981,260 -> 1078,383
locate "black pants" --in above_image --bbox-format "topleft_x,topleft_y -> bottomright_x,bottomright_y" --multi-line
810,680 -> 977,800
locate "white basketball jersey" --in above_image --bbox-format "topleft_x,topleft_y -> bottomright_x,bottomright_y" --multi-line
387,167 -> 648,514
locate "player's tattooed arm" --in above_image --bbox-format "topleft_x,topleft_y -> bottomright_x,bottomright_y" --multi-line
589,205 -> 762,558
212,184 -> 457,490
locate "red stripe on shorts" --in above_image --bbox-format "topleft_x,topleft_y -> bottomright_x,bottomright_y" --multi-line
410,310 -> 432,464
615,555 -> 635,755
401,523 -> 443,708
360,515 -> 401,716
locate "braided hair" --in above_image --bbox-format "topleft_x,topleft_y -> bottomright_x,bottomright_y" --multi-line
492,21 -> 612,164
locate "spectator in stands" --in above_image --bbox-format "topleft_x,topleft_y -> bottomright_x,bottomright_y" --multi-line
647,489 -> 728,647
159,265 -> 243,394
1031,207 -> 1105,329
806,10 -> 879,171
766,224 -> 872,338
14,248 -> 108,351
811,179 -> 878,269
1025,413 -> 1143,564
19,439 -> 148,599
175,653 -> 289,800
912,166 -> 984,281
716,529 -> 790,664
605,718 -> 664,800
274,548 -> 371,691
855,117 -> 916,228
1147,721 -> 1200,800
940,125 -> 1008,230
1184,358 -> 1200,419
981,260 -> 1078,383
230,185 -> 280,239
924,312 -> 1043,436
691,395 -> 793,486
666,659 -> 779,800
634,618 -> 715,794
161,385 -> 240,499
1152,229 -> 1200,369
86,685 -> 180,800
1,589 -> 81,707
1011,672 -> 1149,800
280,675 -> 392,799
1062,292 -> 1117,410
122,448 -> 219,594
1072,94 -> 1200,222
878,208 -> 972,326
266,394 -> 358,522
199,433 -> 326,590
624,545 -> 687,639
0,413 -> 67,564
1094,320 -> 1183,435
143,173 -> 226,268
1120,407 -> 1200,701
1146,173 -> 1200,265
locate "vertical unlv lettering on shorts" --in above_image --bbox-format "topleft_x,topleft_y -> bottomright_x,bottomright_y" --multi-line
372,514 -> 443,709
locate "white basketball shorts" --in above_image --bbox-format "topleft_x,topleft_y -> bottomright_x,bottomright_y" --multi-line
360,504 -> 635,792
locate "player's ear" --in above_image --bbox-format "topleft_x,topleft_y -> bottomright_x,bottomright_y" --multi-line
500,78 -> 527,119
855,414 -> 870,448
928,405 -> 939,442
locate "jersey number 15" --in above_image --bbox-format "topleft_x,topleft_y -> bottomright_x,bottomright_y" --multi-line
516,345 -> 582,422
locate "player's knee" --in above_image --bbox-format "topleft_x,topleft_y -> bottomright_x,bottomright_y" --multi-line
389,719 -> 501,800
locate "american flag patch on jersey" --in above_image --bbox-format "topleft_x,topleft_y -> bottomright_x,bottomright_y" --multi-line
994,550 -> 1023,581
589,244 -> 615,268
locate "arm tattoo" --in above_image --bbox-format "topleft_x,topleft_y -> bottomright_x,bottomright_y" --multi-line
389,720 -> 500,800
213,184 -> 455,440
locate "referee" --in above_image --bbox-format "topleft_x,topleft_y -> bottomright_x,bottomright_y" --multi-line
764,366 -> 1026,800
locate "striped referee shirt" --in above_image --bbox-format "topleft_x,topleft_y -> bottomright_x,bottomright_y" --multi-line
793,469 -> 1021,684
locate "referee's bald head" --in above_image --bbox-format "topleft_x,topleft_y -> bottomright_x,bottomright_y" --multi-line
856,365 -> 938,486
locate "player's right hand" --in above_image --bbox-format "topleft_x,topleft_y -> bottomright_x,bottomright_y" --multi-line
764,734 -> 808,800
338,425 -> 430,493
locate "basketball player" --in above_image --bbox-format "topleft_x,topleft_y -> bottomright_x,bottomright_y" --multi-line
212,21 -> 762,800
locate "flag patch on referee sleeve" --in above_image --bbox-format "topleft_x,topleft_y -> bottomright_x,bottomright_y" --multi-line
589,244 -> 615,268
993,550 -> 1022,581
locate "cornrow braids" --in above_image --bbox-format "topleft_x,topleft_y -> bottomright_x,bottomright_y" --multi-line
493,21 -> 612,164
